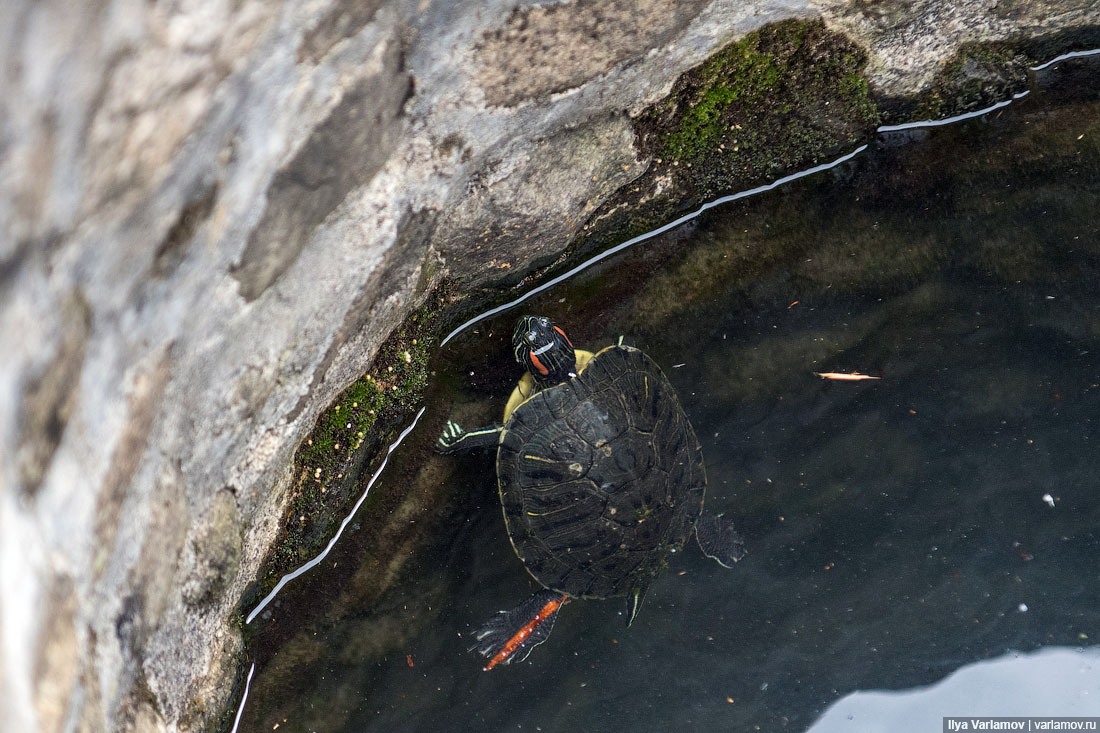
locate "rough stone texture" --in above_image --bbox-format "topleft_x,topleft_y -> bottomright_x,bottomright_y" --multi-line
230,37 -> 412,302
816,0 -> 1100,96
477,0 -> 712,106
437,113 -> 644,282
0,0 -> 1097,731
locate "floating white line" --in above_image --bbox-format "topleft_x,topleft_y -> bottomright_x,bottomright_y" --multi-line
876,91 -> 1031,132
1030,48 -> 1100,71
246,406 -> 427,624
229,662 -> 256,733
441,45 -> 1097,347
440,145 -> 869,346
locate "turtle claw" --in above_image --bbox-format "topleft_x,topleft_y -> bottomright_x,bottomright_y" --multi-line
436,420 -> 465,454
436,421 -> 502,455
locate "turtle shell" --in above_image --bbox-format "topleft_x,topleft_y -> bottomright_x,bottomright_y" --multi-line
495,344 -> 706,599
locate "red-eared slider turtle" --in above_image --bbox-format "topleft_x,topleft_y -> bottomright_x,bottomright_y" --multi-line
438,315 -> 745,669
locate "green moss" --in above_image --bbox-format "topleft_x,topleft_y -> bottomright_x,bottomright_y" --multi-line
573,20 -> 879,258
642,19 -> 879,173
841,72 -> 876,118
662,38 -> 783,160
251,295 -> 445,594
299,307 -> 435,469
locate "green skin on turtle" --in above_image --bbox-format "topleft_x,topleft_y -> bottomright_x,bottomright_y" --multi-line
438,315 -> 745,669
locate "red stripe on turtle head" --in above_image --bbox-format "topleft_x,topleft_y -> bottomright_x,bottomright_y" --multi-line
528,351 -> 550,376
553,325 -> 573,348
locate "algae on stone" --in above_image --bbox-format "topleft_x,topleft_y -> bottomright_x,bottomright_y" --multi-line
255,301 -> 442,593
638,19 -> 879,185
577,20 -> 881,263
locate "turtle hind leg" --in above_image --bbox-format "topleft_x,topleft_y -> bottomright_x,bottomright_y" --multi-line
469,589 -> 568,671
435,420 -> 502,455
695,512 -> 747,568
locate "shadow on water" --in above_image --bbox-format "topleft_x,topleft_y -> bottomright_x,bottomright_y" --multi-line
236,56 -> 1100,731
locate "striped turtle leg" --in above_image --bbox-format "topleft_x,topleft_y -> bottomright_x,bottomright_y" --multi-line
695,512 -> 747,568
435,420 -> 502,455
469,589 -> 568,670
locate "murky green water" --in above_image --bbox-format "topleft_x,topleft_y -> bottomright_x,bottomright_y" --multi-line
236,57 -> 1100,731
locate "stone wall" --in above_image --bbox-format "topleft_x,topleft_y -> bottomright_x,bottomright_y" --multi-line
1,1 -> 1096,730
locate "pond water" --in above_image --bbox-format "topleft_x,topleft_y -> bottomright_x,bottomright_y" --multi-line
235,56 -> 1100,732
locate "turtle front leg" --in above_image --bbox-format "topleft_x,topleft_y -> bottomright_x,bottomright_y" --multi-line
469,589 -> 568,670
694,512 -> 747,568
435,420 -> 503,455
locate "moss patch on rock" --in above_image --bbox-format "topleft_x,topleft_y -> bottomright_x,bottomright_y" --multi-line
637,19 -> 878,186
570,20 -> 878,262
252,294 -> 445,599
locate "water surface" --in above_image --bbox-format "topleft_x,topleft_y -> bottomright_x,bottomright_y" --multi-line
236,57 -> 1100,732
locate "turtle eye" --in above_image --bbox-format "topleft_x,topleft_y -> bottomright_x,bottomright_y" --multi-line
527,330 -> 538,343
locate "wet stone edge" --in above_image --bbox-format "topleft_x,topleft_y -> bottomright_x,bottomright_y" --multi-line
419,21 -> 1100,338
568,21 -> 1100,272
880,25 -> 1100,123
227,289 -> 451,641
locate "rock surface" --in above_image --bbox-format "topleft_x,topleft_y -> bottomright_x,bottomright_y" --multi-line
0,1 -> 1096,731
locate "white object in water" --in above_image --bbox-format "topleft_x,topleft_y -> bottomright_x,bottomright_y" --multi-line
1042,493 -> 1056,508
807,646 -> 1100,732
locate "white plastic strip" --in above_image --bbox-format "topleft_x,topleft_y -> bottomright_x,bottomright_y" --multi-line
1030,47 -> 1100,71
246,406 -> 427,624
876,91 -> 1031,132
440,145 -> 869,346
229,662 -> 256,733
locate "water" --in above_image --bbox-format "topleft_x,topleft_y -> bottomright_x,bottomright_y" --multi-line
235,58 -> 1100,731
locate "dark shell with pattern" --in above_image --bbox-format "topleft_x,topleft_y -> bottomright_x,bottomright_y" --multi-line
495,344 -> 706,599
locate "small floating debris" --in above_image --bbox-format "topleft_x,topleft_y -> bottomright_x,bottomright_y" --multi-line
1042,493 -> 1056,508
814,372 -> 881,381
1018,603 -> 1029,613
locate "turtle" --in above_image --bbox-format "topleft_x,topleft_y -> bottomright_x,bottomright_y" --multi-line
437,315 -> 745,670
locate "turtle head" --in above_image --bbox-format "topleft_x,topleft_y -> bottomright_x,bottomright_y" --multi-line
513,315 -> 576,387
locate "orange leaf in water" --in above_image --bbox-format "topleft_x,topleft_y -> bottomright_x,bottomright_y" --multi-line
815,372 -> 881,381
